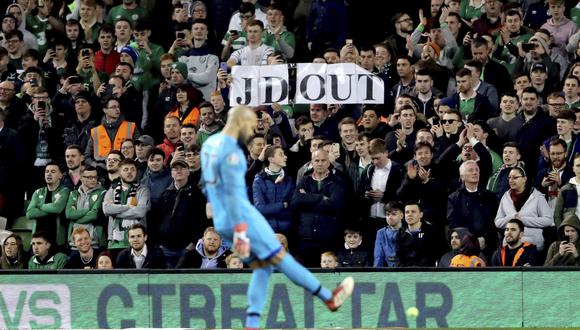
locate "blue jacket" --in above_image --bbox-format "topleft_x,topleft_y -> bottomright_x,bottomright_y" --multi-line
252,171 -> 296,234
374,226 -> 400,267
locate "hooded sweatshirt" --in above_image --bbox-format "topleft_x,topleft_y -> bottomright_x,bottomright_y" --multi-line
438,227 -> 471,268
544,214 -> 580,266
5,4 -> 38,52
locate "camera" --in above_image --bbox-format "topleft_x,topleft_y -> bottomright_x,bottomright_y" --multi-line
37,101 -> 46,110
230,30 -> 238,36
177,32 -> 185,39
29,78 -> 38,87
104,84 -> 114,97
81,49 -> 90,57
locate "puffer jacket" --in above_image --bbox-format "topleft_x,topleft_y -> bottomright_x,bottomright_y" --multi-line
554,177 -> 580,227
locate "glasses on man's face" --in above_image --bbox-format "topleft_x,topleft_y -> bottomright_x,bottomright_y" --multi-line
107,158 -> 121,163
241,14 -> 253,20
441,119 -> 457,124
0,87 -> 14,93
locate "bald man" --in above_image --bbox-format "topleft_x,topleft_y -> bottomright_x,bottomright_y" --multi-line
0,80 -> 26,129
201,106 -> 354,330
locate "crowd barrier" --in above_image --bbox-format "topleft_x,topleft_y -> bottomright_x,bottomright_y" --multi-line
0,268 -> 577,329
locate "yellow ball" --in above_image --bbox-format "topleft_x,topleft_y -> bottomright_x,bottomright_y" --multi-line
406,307 -> 419,318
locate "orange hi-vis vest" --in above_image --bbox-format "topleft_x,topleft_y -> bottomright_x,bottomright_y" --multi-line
500,242 -> 532,266
168,107 -> 200,126
91,121 -> 136,160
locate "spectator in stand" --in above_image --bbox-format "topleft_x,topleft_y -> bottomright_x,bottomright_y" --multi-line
184,144 -> 202,183
412,69 -> 438,119
464,60 -> 499,111
210,90 -> 228,124
447,160 -> 498,259
358,138 -> 402,251
96,250 -> 115,269
443,68 -> 495,122
65,165 -> 106,249
540,0 -> 577,60
4,30 -> 25,71
360,106 -> 390,140
470,36 -> 512,97
178,19 -> 218,101
3,5 -> 38,52
397,201 -> 438,267
157,157 -> 208,268
120,139 -> 135,160
495,166 -> 554,251
487,92 -> 524,144
177,226 -> 232,269
94,25 -> 120,75
116,223 -> 166,269
78,0 -> 101,44
449,234 -> 487,267
544,214 -> 580,266
197,102 -> 223,146
374,201 -> 404,267
319,251 -> 338,269
101,151 -> 123,190
134,135 -> 153,178
43,38 -> 72,80
26,162 -> 71,250
385,105 -> 418,165
540,110 -> 580,169
536,138 -> 574,208
103,158 -> 150,253
75,46 -> 104,95
24,0 -> 64,55
157,116 -> 182,165
487,142 -> 525,201
291,149 -> 347,267
392,56 -> 415,99
545,92 -> 565,118
491,219 -> 538,266
167,81 -> 203,127
0,107 -> 25,222
386,13 -> 414,58
263,4 -> 295,60
253,145 -> 295,239
306,0 -> 347,55
554,155 -> 580,227
140,147 -> 172,219
105,0 -> 148,27
65,226 -> 101,269
226,254 -> 244,269
62,144 -> 85,190
438,227 -> 470,268
1,234 -> 28,269
227,19 -> 273,67
52,76 -> 89,129
337,227 -> 370,267
85,98 -> 139,169
516,87 -> 557,176
221,3 -> 254,61
146,54 -> 175,142
28,231 -> 69,270
0,80 -> 27,130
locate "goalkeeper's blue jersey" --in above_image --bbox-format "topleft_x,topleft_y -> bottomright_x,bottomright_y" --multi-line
201,133 -> 281,260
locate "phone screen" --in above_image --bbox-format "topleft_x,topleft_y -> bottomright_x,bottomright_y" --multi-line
220,62 -> 228,72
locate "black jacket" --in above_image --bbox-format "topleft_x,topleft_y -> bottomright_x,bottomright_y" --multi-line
116,245 -> 167,269
397,221 -> 438,267
437,142 -> 493,194
358,161 -> 403,219
157,179 -> 209,250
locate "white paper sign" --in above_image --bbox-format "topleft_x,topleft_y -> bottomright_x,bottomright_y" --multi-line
230,65 -> 260,106
258,64 -> 289,105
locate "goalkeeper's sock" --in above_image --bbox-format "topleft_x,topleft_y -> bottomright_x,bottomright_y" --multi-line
276,253 -> 332,301
246,265 -> 273,328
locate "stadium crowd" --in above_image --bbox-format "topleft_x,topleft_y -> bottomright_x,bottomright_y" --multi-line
1,0 -> 580,270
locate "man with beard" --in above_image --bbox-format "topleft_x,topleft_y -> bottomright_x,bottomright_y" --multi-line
157,115 -> 181,165
103,158 -> 150,255
177,226 -> 231,269
65,227 -> 101,269
62,145 -> 85,189
197,102 -> 223,146
0,80 -> 25,130
443,68 -> 495,122
491,219 -> 538,266
116,223 -> 166,269
536,138 -> 574,208
65,165 -> 106,249
387,13 -> 414,58
134,135 -> 154,180
201,106 -> 354,329
26,162 -> 71,249
101,150 -> 123,190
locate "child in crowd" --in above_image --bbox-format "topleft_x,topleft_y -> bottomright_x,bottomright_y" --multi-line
320,251 -> 338,269
337,227 -> 370,267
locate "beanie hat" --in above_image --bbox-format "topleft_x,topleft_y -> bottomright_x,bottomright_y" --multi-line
531,33 -> 549,54
171,62 -> 188,79
427,42 -> 441,57
120,46 -> 138,64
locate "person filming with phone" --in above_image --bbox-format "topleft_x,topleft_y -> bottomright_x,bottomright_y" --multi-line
544,213 -> 580,265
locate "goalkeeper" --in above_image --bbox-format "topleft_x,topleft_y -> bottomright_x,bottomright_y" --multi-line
201,105 -> 354,330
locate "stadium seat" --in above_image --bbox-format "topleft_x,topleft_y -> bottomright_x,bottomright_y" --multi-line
10,216 -> 35,253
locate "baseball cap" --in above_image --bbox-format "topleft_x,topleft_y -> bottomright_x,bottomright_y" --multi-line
531,62 -> 547,73
135,135 -> 154,146
170,157 -> 189,169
